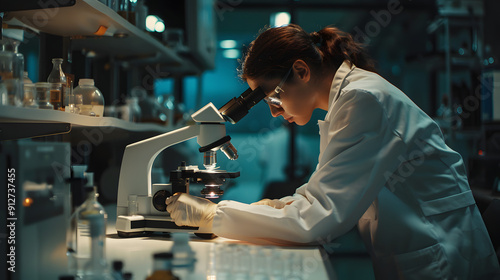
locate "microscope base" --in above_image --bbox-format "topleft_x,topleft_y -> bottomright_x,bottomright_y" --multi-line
116,215 -> 216,239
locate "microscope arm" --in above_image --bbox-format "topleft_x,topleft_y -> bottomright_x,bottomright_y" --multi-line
116,103 -> 231,216
117,125 -> 201,216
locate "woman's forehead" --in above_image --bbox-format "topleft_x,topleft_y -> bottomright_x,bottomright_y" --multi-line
247,77 -> 279,93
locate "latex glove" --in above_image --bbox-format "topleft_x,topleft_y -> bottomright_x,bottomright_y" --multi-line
165,193 -> 217,228
251,198 -> 288,209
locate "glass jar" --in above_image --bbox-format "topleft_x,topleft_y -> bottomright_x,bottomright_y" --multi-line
73,79 -> 105,117
146,252 -> 179,280
23,83 -> 37,108
34,82 -> 54,110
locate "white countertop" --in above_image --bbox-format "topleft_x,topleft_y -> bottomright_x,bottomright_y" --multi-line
104,206 -> 335,280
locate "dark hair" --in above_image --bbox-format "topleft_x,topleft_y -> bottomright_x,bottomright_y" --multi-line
239,24 -> 376,81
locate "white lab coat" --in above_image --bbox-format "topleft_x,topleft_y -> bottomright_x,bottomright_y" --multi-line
212,61 -> 500,279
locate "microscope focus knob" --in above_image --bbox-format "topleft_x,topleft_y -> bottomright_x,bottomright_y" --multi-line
153,190 -> 171,212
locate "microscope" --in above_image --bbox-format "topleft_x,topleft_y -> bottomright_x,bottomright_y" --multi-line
116,87 -> 266,238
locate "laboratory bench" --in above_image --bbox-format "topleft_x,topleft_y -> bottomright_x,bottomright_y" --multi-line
103,205 -> 336,280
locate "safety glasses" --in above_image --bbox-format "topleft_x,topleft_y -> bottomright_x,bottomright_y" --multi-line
264,67 -> 293,107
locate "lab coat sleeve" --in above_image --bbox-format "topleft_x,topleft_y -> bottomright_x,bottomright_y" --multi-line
212,89 -> 406,245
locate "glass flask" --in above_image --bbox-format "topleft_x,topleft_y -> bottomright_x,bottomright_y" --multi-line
47,58 -> 67,110
73,79 -> 105,117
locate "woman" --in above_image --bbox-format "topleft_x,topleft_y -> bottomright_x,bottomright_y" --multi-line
166,24 -> 499,279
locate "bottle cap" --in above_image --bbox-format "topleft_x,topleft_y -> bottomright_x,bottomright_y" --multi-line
79,79 -> 95,86
72,165 -> 88,178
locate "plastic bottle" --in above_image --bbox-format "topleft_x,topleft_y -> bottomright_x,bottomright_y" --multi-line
67,172 -> 109,279
73,79 -> 105,117
47,58 -> 67,110
146,252 -> 179,280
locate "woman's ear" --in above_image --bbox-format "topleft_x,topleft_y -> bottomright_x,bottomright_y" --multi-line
293,60 -> 311,83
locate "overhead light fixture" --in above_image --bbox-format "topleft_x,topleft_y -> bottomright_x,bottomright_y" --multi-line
270,12 -> 291,27
155,21 -> 165,33
146,15 -> 165,33
220,40 -> 237,49
222,49 -> 240,59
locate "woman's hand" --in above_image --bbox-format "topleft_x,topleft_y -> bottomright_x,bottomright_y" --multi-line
165,193 -> 217,229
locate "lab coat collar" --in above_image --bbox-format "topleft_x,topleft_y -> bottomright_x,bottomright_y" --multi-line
325,61 -> 356,120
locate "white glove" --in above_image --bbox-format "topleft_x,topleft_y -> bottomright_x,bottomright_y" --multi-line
165,193 -> 217,229
251,198 -> 287,209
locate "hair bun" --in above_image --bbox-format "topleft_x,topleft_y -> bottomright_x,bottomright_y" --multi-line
310,31 -> 323,47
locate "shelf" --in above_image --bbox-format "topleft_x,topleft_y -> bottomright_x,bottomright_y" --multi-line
3,0 -> 184,65
0,105 -> 170,134
0,122 -> 71,141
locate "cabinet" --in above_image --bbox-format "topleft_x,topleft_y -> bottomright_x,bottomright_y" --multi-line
427,0 -> 484,130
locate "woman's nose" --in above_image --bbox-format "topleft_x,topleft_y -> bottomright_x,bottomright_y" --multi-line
269,105 -> 284,117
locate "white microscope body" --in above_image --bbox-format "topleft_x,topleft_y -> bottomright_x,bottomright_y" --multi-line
116,103 -> 238,238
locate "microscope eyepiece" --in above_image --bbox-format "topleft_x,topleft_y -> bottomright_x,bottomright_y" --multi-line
219,87 -> 266,124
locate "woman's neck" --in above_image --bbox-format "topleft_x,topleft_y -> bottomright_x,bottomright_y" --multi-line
315,70 -> 336,111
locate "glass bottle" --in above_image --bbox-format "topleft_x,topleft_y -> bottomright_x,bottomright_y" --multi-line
171,232 -> 196,279
125,96 -> 141,122
111,261 -> 125,280
0,76 -> 8,105
67,173 -> 109,279
82,213 -> 112,280
10,39 -> 24,87
73,79 -> 105,117
47,58 -> 67,110
0,39 -> 23,106
146,253 -> 179,280
9,39 -> 24,106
